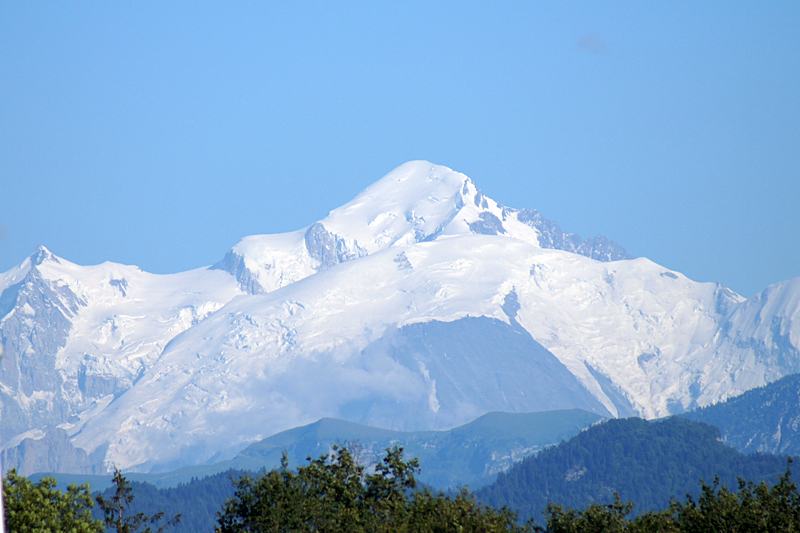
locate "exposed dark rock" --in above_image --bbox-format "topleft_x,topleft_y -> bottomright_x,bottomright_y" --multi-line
393,252 -> 413,270
0,262 -> 85,442
353,316 -> 611,431
109,278 -> 129,297
304,222 -> 367,270
211,250 -> 266,294
468,212 -> 506,236
501,289 -> 520,320
2,428 -> 103,476
516,208 -> 633,262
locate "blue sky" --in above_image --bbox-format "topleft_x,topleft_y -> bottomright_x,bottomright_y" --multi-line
1,2 -> 798,298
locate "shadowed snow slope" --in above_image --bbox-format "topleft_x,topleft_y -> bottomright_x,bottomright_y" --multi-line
2,161 -> 798,473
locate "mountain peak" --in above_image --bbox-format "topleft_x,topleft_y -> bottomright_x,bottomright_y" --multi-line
29,245 -> 60,267
362,160 -> 470,196
319,161 -> 477,249
319,161 -> 631,260
217,162 -> 633,295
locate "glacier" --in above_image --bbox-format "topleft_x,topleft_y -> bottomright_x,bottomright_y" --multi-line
1,161 -> 799,474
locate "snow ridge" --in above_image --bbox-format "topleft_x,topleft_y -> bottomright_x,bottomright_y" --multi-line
1,161 -> 798,475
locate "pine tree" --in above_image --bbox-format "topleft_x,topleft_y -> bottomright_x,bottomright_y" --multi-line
96,468 -> 181,533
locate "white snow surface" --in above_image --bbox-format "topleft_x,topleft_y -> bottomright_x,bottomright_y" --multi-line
40,256 -> 240,378
222,161 -> 540,294
3,161 -> 800,473
0,247 -> 244,459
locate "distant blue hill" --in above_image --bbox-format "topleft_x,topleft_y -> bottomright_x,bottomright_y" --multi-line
32,409 -> 603,491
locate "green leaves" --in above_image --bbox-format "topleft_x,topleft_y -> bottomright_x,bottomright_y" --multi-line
2,469 -> 103,533
3,467 -> 181,533
216,445 -> 528,533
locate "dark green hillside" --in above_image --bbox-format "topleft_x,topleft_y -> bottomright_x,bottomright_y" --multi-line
683,373 -> 800,456
68,410 -> 598,532
92,469 -> 244,533
476,416 -> 788,523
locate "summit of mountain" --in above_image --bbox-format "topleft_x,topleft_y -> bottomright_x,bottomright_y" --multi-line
1,161 -> 798,474
212,161 -> 631,295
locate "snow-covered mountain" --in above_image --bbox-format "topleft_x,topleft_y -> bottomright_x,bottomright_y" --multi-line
0,247 -> 243,472
211,161 -> 630,296
1,161 -> 798,474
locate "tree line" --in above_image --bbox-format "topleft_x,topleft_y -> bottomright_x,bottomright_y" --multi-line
5,444 -> 800,532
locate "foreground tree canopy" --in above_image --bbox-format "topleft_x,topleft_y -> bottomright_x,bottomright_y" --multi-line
5,447 -> 800,533
216,445 -> 527,533
2,467 -> 179,533
217,447 -> 800,533
2,469 -> 103,533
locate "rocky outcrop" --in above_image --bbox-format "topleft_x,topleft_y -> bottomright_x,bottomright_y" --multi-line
0,250 -> 85,442
515,208 -> 633,261
304,222 -> 367,270
2,428 -> 103,475
211,250 -> 266,294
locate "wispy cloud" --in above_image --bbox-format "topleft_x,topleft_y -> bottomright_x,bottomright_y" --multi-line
578,34 -> 607,55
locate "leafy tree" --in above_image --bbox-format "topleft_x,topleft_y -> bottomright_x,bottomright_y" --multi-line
545,494 -> 633,533
670,460 -> 800,533
96,468 -> 181,533
2,468 -> 103,533
408,487 -> 530,533
217,445 -> 529,533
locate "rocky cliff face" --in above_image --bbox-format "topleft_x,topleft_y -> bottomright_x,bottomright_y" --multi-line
515,208 -> 633,262
0,248 -> 82,443
1,428 -> 104,475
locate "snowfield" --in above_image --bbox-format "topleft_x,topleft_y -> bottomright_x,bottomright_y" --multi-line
1,161 -> 798,473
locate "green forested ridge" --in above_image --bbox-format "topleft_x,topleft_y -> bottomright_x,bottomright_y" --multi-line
5,435 -> 800,532
476,416 -> 789,523
682,373 -> 800,456
6,415 -> 800,532
538,466 -> 800,533
230,410 -> 603,490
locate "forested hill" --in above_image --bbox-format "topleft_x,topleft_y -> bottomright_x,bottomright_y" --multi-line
682,373 -> 800,456
86,417 -> 791,532
476,416 -> 789,523
92,469 -> 245,533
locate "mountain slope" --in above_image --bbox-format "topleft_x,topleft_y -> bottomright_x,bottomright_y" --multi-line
135,409 -> 604,490
69,231 -> 739,471
2,160 -> 799,475
0,247 -> 243,464
477,417 -> 789,522
682,372 -> 800,456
